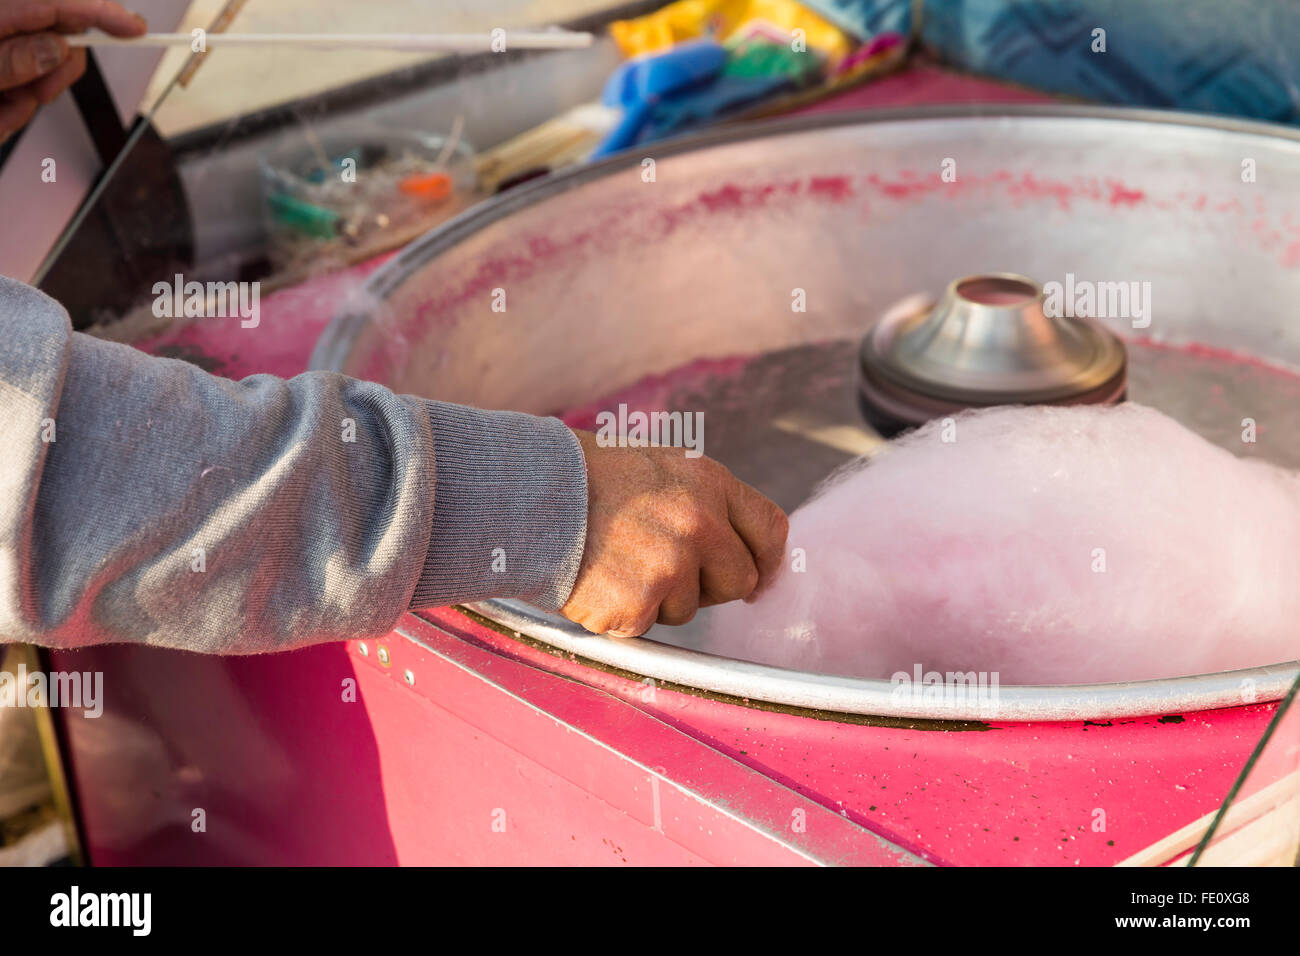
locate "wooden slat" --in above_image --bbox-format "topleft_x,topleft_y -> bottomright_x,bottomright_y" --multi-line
1118,769 -> 1300,867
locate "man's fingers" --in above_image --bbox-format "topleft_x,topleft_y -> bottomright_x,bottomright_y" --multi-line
33,46 -> 84,102
0,33 -> 66,91
607,609 -> 657,637
610,577 -> 667,635
1,2 -> 148,40
725,477 -> 789,595
57,1 -> 148,38
655,573 -> 700,626
565,574 -> 660,638
0,88 -> 38,141
699,530 -> 759,606
561,437 -> 790,638
0,0 -> 147,129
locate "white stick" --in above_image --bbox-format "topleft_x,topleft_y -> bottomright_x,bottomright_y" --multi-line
65,30 -> 594,53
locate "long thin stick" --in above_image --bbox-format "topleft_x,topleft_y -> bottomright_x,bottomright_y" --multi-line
66,31 -> 594,52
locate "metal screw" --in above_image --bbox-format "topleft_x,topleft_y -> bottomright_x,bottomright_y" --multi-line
357,642 -> 369,656
403,669 -> 415,686
377,645 -> 390,665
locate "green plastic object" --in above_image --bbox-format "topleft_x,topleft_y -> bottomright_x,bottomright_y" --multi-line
268,191 -> 341,240
722,38 -> 821,84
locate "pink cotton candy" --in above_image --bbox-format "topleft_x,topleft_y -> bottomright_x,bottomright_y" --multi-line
706,403 -> 1300,684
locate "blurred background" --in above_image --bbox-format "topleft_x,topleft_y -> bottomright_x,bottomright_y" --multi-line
6,0 -> 1299,330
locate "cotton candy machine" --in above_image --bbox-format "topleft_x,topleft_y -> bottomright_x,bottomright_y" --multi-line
45,105 -> 1300,869
312,105 -> 1300,722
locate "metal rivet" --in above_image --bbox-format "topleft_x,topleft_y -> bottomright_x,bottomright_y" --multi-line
357,642 -> 369,656
377,645 -> 390,665
403,669 -> 415,686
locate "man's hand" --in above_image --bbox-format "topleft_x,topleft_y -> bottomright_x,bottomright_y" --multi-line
561,429 -> 789,637
1,1 -> 146,143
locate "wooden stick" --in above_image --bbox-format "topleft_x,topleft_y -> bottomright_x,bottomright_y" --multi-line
1117,768 -> 1300,867
66,30 -> 593,53
176,0 -> 249,88
1176,793 -> 1300,866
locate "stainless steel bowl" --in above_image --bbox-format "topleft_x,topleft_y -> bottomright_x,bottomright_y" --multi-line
312,105 -> 1300,719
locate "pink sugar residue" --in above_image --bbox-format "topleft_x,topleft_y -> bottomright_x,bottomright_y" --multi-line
559,355 -> 755,430
1128,335 -> 1300,383
394,157 -> 1300,363
1282,239 -> 1300,268
861,169 -> 1147,212
136,251 -> 399,378
1107,181 -> 1146,207
807,175 -> 855,200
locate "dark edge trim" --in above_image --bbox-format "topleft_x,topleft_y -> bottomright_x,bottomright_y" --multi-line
70,51 -> 128,164
0,120 -> 24,169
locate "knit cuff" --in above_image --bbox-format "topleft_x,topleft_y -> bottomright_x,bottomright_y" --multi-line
410,400 -> 589,612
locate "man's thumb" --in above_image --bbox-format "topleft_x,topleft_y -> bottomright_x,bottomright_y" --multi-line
0,34 -> 66,92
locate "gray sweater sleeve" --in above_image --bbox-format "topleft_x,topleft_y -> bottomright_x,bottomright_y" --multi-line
0,276 -> 588,653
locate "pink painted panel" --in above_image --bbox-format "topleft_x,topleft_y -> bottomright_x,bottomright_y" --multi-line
51,643 -> 398,864
50,626 -> 894,865
51,603 -> 1270,867
376,616 -> 921,865
414,608 -> 1275,866
351,626 -> 856,865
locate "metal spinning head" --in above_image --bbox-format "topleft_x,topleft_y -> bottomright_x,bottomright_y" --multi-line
857,273 -> 1128,434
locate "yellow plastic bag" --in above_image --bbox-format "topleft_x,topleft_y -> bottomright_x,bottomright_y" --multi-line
610,0 -> 852,64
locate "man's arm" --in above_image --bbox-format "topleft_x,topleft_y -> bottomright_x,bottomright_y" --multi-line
0,276 -> 588,652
